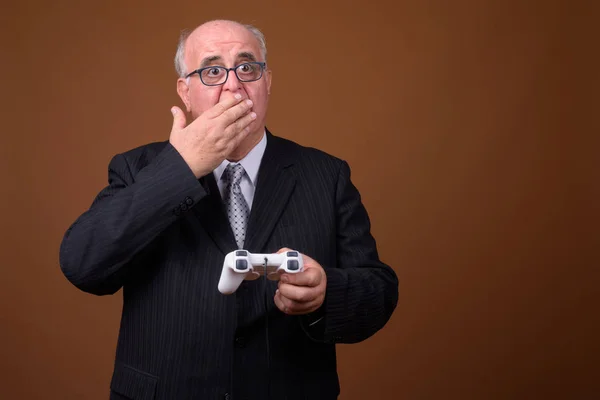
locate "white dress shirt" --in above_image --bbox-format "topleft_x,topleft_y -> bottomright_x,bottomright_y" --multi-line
213,131 -> 267,210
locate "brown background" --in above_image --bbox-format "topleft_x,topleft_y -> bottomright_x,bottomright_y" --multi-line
1,0 -> 598,399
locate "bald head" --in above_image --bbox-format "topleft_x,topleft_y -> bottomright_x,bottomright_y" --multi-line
174,20 -> 267,78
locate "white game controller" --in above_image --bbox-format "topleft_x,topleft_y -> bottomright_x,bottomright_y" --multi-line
218,250 -> 304,294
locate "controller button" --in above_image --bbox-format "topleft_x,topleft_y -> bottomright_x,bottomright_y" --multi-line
235,250 -> 248,257
287,260 -> 299,271
287,251 -> 298,257
235,259 -> 248,270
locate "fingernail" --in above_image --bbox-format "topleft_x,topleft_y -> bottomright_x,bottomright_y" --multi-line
235,94 -> 242,100
281,275 -> 288,283
251,112 -> 257,119
246,99 -> 253,106
171,108 -> 176,115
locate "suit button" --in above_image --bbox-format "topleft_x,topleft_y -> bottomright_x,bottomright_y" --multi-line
180,203 -> 188,211
185,196 -> 193,206
224,393 -> 231,400
173,207 -> 181,216
234,336 -> 246,348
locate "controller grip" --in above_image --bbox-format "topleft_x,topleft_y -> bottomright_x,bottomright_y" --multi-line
218,267 -> 247,295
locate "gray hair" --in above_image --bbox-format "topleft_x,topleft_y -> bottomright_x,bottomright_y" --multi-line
174,22 -> 268,78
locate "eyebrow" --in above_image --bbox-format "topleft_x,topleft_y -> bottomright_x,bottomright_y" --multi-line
198,52 -> 258,68
200,55 -> 222,68
237,52 -> 257,62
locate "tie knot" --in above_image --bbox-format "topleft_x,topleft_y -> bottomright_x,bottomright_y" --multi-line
223,163 -> 246,185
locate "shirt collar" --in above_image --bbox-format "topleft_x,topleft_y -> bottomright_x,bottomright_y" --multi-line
213,130 -> 267,186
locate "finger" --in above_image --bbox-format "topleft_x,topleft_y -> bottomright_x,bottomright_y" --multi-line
203,93 -> 245,119
215,99 -> 253,126
273,290 -> 288,313
170,106 -> 187,132
280,268 -> 321,287
224,108 -> 257,140
220,99 -> 254,127
276,248 -> 292,254
278,282 -> 318,303
275,290 -> 321,315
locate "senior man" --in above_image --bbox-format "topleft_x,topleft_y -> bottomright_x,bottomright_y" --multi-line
59,19 -> 398,400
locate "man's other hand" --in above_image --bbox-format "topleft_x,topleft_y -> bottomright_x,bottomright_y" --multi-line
274,248 -> 327,315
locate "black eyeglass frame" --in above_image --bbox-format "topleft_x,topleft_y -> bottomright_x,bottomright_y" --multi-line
184,62 -> 267,86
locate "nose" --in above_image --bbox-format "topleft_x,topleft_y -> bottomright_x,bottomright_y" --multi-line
222,68 -> 242,93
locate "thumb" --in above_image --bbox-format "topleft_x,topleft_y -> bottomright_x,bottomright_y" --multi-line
170,106 -> 186,132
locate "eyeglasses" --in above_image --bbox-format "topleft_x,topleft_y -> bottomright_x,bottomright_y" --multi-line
185,62 -> 266,86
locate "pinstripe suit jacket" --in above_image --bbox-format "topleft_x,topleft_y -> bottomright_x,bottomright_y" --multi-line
59,130 -> 399,400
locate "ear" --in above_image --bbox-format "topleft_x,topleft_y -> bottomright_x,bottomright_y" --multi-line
266,68 -> 272,95
176,78 -> 192,112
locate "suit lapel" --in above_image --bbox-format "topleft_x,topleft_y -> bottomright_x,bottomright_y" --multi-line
193,172 -> 237,255
245,132 -> 296,252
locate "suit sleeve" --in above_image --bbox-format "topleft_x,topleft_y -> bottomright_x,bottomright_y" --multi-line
301,160 -> 399,344
59,143 -> 208,296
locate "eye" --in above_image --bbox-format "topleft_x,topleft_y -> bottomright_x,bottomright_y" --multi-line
207,67 -> 223,77
238,63 -> 254,74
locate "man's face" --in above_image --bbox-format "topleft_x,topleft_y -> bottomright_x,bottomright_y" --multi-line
177,22 -> 272,136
